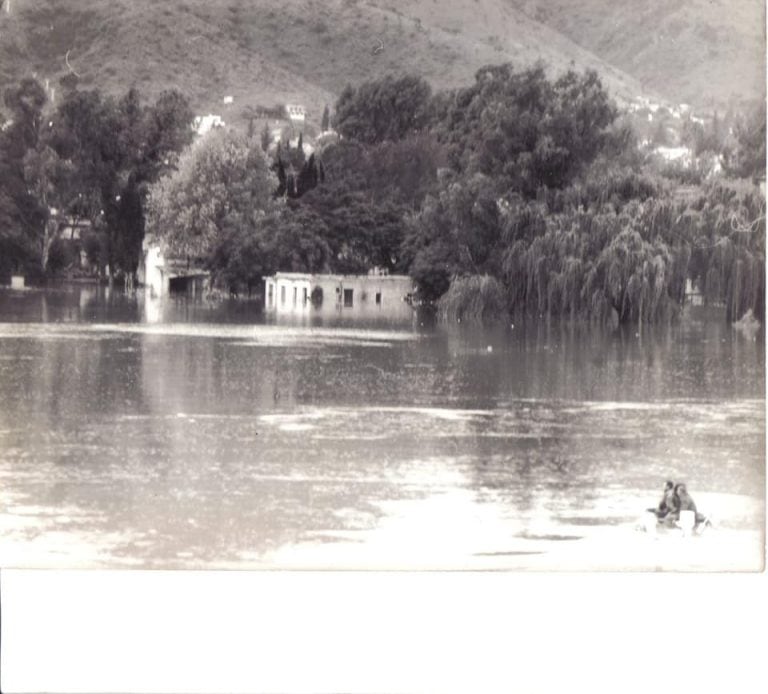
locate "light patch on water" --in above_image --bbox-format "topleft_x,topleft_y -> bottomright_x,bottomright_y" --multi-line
117,413 -> 257,422
562,402 -> 674,414
262,488 -> 527,569
360,406 -> 493,421
311,434 -> 391,441
3,504 -> 93,517
0,527 -> 143,569
254,488 -> 764,571
0,500 -> 142,569
0,322 -> 419,347
103,323 -> 417,347
239,473 -> 392,484
229,338 -> 396,348
260,411 -> 331,425
587,401 -> 674,411
279,422 -> 317,432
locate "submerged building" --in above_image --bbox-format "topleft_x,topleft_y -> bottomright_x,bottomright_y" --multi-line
264,270 -> 415,320
138,239 -> 209,297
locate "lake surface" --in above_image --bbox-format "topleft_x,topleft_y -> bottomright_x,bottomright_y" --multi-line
0,284 -> 764,570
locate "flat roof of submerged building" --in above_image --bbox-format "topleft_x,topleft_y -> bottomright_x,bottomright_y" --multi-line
268,272 -> 413,282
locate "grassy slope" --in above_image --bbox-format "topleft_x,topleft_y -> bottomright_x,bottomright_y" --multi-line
0,0 -> 649,130
507,0 -> 766,109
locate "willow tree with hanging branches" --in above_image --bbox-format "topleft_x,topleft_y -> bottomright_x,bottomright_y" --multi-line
437,274 -> 507,323
499,202 -> 689,325
396,63 -> 764,325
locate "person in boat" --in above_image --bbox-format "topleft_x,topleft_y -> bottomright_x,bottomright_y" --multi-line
649,480 -> 678,520
675,483 -> 709,526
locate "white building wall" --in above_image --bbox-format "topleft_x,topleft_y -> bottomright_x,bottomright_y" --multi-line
139,242 -> 168,297
265,272 -> 415,321
273,275 -> 312,312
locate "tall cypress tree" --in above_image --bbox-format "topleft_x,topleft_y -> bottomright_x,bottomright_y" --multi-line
274,157 -> 287,198
321,104 -> 330,131
260,122 -> 271,152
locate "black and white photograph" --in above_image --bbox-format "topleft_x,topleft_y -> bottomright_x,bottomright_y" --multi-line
0,0 -> 765,578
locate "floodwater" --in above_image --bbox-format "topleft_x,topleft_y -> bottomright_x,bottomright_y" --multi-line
0,284 -> 764,570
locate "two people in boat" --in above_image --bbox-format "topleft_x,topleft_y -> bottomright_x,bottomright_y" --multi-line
649,480 -> 710,527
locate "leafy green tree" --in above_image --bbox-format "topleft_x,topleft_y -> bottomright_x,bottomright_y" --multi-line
318,134 -> 442,208
0,77 -> 77,275
401,173 -> 505,299
0,187 -> 33,279
680,116 -> 706,153
147,128 -> 276,260
21,144 -> 77,272
207,218 -> 272,295
651,119 -> 671,147
438,274 -> 508,323
317,139 -> 370,184
724,105 -> 766,179
242,105 -> 259,138
263,206 -> 333,273
98,88 -> 193,279
298,181 -> 408,273
333,74 -> 432,144
681,112 -> 727,156
367,134 -> 444,208
433,64 -> 616,196
45,85 -> 193,280
3,78 -> 47,153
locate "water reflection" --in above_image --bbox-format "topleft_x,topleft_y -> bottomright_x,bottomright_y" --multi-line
0,285 -> 764,569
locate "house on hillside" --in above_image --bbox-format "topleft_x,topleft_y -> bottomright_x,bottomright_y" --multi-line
285,104 -> 306,135
654,146 -> 692,166
285,104 -> 306,123
192,114 -> 225,137
264,269 -> 415,321
315,129 -> 340,149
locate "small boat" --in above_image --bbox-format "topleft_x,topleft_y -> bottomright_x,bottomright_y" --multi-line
637,509 -> 714,536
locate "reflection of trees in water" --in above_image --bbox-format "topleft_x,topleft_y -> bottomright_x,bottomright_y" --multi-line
9,330 -> 145,424
436,314 -> 762,403
139,338 -> 300,416
0,331 -> 151,544
1,292 -> 764,564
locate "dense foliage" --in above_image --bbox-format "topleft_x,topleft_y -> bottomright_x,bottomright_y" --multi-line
333,75 -> 432,145
147,128 -> 275,258
0,77 -> 193,281
431,65 -> 617,196
2,63 -> 763,326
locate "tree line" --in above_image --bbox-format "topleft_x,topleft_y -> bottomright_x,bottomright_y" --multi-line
2,65 -> 764,324
0,76 -> 193,283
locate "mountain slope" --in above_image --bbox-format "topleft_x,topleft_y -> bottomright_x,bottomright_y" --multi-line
507,0 -> 766,108
0,0 -> 650,128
